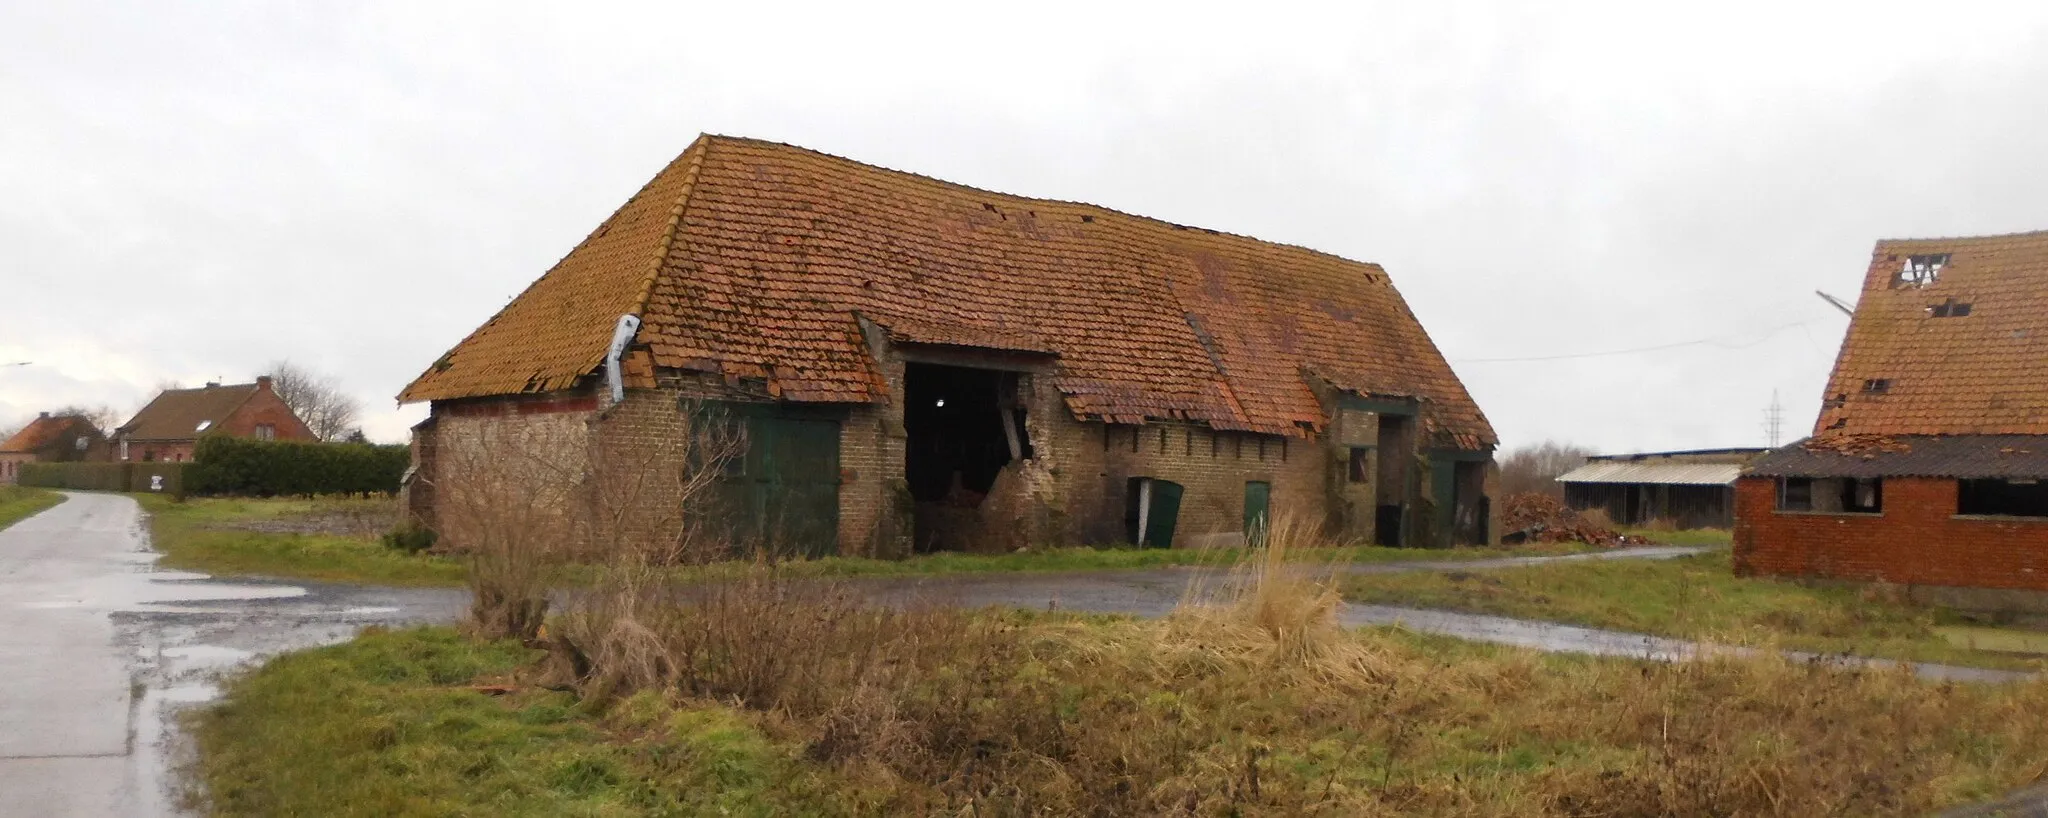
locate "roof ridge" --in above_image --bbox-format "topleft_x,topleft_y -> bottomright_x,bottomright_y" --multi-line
1876,227 -> 2048,244
397,140 -> 712,403
696,134 -> 1393,275
626,135 -> 709,329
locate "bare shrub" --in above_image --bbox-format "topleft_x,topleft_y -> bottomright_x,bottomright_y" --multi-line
433,418 -> 582,642
1499,440 -> 1597,497
533,507 -> 2048,814
1577,505 -> 1618,531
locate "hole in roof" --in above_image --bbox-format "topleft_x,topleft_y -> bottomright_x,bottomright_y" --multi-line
1928,298 -> 1973,318
1894,254 -> 1947,288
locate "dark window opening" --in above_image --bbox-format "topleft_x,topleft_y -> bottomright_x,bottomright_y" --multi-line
904,363 -> 1029,506
1777,477 -> 1813,511
1348,447 -> 1372,483
1896,253 -> 1948,288
1842,478 -> 1883,513
1958,479 -> 2048,518
1862,378 -> 1892,394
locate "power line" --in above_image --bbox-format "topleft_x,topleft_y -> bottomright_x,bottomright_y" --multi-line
1449,321 -> 1813,364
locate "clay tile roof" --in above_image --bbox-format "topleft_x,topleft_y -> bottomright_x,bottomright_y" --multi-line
0,415 -> 90,453
401,135 -> 1496,448
118,383 -> 261,442
1814,230 -> 2048,439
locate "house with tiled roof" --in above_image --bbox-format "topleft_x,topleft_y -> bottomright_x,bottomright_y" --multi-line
401,135 -> 1498,557
0,413 -> 105,484
1736,230 -> 2048,610
112,377 -> 316,463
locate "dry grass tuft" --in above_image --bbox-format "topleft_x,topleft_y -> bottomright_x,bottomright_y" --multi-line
521,516 -> 2048,815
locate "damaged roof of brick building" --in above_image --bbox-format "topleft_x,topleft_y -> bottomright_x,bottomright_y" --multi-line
400,134 -> 1495,449
1753,229 -> 2048,478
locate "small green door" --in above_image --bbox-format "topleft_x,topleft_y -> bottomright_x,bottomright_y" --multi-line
1243,481 -> 1271,545
1143,480 -> 1182,549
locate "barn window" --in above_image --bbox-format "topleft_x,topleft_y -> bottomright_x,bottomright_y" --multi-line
1843,478 -> 1883,514
1895,254 -> 1947,288
1348,448 -> 1372,483
1957,479 -> 2048,518
1861,378 -> 1891,395
1776,477 -> 1813,511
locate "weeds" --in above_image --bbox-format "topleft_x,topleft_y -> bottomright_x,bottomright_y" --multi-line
0,486 -> 63,531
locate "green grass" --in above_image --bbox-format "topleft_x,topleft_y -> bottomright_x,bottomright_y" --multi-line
136,494 -> 1606,587
1618,527 -> 1734,547
190,627 -> 851,816
1344,548 -> 2043,670
0,486 -> 64,531
139,495 -> 467,586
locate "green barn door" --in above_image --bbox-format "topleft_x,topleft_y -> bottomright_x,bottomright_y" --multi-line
1243,481 -> 1271,546
736,414 -> 841,559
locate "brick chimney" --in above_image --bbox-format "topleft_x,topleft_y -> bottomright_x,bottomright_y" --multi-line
38,411 -> 48,419
257,375 -> 273,392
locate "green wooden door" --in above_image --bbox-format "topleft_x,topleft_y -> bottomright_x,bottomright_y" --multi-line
1143,480 -> 1182,549
725,413 -> 841,559
1243,481 -> 1271,545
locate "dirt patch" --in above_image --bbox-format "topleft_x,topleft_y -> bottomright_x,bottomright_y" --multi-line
209,509 -> 395,538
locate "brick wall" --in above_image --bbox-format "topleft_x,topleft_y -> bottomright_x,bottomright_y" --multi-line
1734,475 -> 2048,591
219,381 -> 318,442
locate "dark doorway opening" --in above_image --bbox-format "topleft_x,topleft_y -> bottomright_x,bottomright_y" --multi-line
1451,460 -> 1488,545
1374,415 -> 1413,546
904,363 -> 1031,551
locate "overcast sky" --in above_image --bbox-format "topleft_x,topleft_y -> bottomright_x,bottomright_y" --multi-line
4,1 -> 2047,453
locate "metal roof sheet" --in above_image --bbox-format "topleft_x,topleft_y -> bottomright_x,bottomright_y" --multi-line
1745,435 -> 2048,479
1556,461 -> 1742,486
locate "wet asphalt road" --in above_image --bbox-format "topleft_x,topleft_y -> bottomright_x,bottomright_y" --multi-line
0,493 -> 2031,815
0,493 -> 461,816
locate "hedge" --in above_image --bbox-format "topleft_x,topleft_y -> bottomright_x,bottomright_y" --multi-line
19,462 -> 134,492
186,437 -> 408,497
18,461 -> 188,496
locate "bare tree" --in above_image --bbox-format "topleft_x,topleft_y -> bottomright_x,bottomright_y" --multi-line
50,404 -> 123,436
1498,440 -> 1598,497
265,360 -> 363,441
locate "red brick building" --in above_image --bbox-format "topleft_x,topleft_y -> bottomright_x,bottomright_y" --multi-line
112,377 -> 316,463
0,413 -> 106,484
400,135 -> 1497,558
1736,231 -> 2048,610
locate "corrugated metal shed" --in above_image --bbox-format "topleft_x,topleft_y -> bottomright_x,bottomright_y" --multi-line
1556,461 -> 1742,486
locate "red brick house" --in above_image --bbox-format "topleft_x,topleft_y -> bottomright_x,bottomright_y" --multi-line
400,135 -> 1497,557
112,377 -> 316,463
0,413 -> 106,484
1736,230 -> 2048,611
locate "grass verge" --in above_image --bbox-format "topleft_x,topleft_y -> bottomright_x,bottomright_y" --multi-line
189,627 -> 851,816
198,617 -> 2048,816
0,486 -> 65,531
1344,548 -> 2043,670
140,494 -> 467,586
137,494 -> 1606,587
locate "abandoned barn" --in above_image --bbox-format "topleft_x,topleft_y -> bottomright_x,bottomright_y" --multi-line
1735,230 -> 2048,611
1557,448 -> 1765,529
399,135 -> 1498,558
